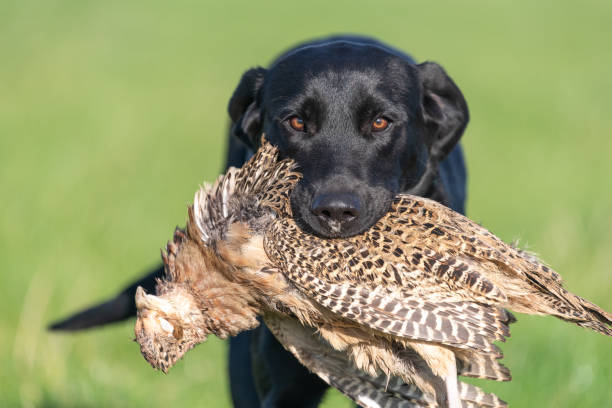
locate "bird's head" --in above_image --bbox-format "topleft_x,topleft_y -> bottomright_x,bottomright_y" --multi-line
134,285 -> 207,373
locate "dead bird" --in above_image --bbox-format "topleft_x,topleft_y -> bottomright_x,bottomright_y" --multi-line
134,137 -> 611,408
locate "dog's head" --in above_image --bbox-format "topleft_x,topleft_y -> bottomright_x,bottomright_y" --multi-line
228,38 -> 468,238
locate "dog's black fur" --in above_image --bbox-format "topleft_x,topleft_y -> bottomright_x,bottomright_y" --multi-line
50,36 -> 469,408
230,37 -> 467,239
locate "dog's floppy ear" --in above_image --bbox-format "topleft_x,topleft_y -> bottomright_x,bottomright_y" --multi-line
228,67 -> 267,149
416,62 -> 469,161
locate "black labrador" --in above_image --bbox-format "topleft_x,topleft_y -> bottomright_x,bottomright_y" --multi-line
51,36 -> 469,408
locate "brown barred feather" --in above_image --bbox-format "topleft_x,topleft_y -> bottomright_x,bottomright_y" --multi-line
264,313 -> 434,408
457,382 -> 507,408
453,349 -> 511,381
274,270 -> 507,354
263,189 -> 611,338
265,313 -> 506,408
135,137 -> 611,408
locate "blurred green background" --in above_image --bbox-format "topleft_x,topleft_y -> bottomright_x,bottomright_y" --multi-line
1,0 -> 611,406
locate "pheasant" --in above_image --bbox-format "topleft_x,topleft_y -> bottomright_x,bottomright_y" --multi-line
134,137 -> 612,408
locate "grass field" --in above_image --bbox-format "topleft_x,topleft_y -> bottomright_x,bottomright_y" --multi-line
1,0 -> 611,406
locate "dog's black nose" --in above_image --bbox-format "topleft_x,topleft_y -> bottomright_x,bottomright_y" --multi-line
311,193 -> 361,227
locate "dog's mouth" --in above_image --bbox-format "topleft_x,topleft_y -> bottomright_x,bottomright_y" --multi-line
290,180 -> 395,239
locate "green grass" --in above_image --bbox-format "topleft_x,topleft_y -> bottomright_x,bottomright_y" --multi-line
1,0 -> 611,406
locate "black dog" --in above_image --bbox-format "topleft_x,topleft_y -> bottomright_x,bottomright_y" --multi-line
51,36 -> 469,408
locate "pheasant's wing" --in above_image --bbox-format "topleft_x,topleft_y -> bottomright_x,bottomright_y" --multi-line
264,313 -> 508,408
265,219 -> 514,354
457,382 -> 507,408
264,313 -> 434,408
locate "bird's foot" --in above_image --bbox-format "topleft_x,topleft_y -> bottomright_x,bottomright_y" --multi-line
445,368 -> 461,408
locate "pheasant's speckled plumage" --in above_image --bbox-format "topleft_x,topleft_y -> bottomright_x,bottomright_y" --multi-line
134,137 -> 611,408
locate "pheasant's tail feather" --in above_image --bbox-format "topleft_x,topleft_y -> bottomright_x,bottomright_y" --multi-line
459,208 -> 612,338
578,320 -> 612,336
523,274 -> 612,337
393,195 -> 566,293
575,296 -> 612,336
514,247 -> 562,283
385,194 -> 612,340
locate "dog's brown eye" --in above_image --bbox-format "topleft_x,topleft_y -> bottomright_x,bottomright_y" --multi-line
289,116 -> 305,132
371,117 -> 390,132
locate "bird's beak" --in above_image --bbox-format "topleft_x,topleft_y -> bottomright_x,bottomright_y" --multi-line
135,286 -> 149,310
135,286 -> 172,314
